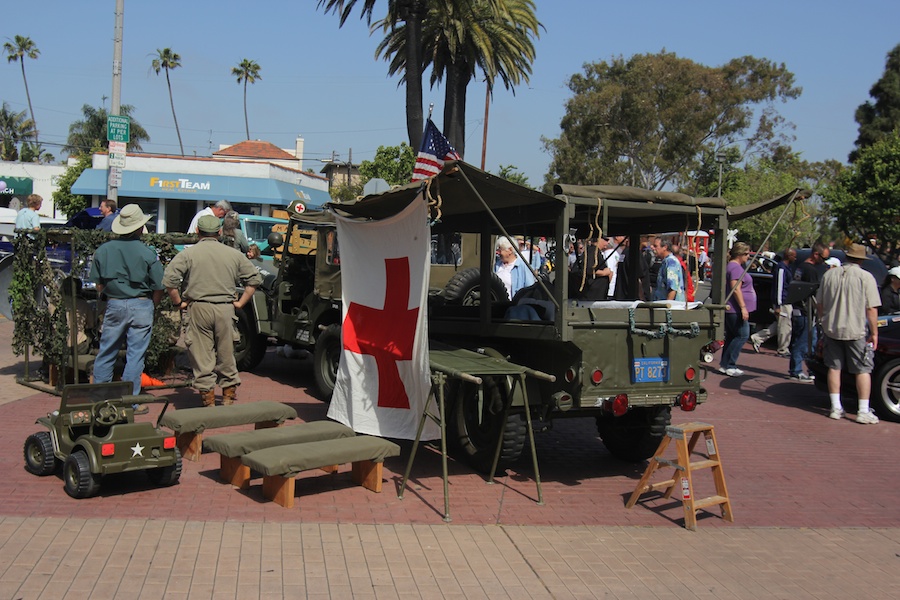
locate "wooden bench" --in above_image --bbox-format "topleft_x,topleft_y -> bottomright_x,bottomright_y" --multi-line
159,401 -> 297,461
241,436 -> 401,508
202,421 -> 355,489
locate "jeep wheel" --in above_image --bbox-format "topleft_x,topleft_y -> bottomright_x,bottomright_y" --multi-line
313,324 -> 341,400
24,432 -> 58,476
147,447 -> 182,486
63,451 -> 101,499
873,358 -> 900,422
234,307 -> 267,372
443,268 -> 509,305
597,406 -> 671,462
447,377 -> 526,474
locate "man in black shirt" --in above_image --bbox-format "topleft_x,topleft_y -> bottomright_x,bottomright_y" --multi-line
789,242 -> 829,380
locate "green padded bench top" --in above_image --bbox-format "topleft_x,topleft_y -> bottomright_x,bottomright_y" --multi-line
202,421 -> 355,457
241,436 -> 400,478
160,401 -> 297,434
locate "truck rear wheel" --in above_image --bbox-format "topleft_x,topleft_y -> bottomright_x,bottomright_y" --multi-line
596,406 -> 671,462
313,324 -> 341,400
147,447 -> 182,487
234,307 -> 267,372
63,451 -> 101,499
24,431 -> 57,476
443,268 -> 509,305
447,377 -> 526,474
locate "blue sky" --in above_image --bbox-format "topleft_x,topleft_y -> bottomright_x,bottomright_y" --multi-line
3,1 -> 899,187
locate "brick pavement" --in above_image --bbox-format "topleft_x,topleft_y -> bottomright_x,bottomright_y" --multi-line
1,317 -> 899,598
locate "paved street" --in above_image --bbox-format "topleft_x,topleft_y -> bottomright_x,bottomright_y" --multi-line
0,317 -> 898,598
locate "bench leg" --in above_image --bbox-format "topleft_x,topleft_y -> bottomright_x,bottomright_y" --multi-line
255,420 -> 278,430
177,432 -> 203,462
351,460 -> 383,493
320,464 -> 339,474
220,456 -> 251,490
262,475 -> 295,508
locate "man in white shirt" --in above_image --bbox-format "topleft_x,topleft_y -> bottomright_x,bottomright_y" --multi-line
604,237 -> 622,299
187,199 -> 231,234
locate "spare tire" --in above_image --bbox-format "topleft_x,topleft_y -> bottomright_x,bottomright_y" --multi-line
442,268 -> 508,305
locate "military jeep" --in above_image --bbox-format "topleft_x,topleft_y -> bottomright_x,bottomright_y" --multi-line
23,381 -> 182,498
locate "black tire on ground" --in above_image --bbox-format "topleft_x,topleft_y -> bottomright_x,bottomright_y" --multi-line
63,451 -> 101,499
446,377 -> 527,474
872,358 -> 900,422
313,324 -> 341,401
24,431 -> 57,476
596,405 -> 672,462
147,447 -> 183,486
234,306 -> 267,372
442,268 -> 509,305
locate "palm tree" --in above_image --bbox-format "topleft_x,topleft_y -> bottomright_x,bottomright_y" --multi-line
151,48 -> 184,155
231,59 -> 261,140
374,0 -> 540,157
3,35 -> 40,144
0,101 -> 35,161
64,104 -> 149,156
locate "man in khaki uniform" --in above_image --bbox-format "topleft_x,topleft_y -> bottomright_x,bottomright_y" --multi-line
163,215 -> 262,406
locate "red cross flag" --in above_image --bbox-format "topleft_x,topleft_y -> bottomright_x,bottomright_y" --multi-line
327,198 -> 438,440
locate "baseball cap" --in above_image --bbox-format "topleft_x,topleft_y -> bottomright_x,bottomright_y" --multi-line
197,215 -> 222,233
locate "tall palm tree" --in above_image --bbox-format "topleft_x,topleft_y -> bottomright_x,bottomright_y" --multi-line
151,48 -> 184,155
0,101 -> 35,161
3,35 -> 40,144
231,59 -> 262,140
374,0 -> 540,157
64,104 -> 149,156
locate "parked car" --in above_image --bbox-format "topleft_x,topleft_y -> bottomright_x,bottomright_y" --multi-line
806,313 -> 900,422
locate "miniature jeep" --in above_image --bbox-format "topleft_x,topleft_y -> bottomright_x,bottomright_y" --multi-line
23,381 -> 182,498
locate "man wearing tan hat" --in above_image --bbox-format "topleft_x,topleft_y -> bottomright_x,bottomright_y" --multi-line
817,243 -> 881,424
163,214 -> 262,406
90,204 -> 164,412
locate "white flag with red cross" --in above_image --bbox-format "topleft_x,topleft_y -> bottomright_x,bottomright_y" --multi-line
326,196 -> 438,440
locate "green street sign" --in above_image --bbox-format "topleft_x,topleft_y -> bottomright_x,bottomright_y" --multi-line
107,115 -> 131,143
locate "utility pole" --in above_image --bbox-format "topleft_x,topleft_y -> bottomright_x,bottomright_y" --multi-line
107,0 -> 125,202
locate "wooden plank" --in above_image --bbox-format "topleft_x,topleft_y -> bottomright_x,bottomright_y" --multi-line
220,456 -> 251,489
351,460 -> 383,493
177,432 -> 203,462
262,475 -> 295,509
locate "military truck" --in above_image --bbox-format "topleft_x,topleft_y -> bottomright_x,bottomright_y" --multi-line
238,162 -> 804,473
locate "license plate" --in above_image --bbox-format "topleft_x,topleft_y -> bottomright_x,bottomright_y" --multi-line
632,358 -> 669,383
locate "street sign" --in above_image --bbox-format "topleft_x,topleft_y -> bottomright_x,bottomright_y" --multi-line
107,115 -> 131,143
108,167 -> 122,187
109,153 -> 126,169
108,141 -> 126,154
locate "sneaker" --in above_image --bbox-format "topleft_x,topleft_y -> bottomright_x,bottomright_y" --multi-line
751,339 -> 761,353
776,351 -> 791,357
790,373 -> 815,382
828,408 -> 845,420
722,367 -> 743,377
132,404 -> 149,415
855,410 -> 879,424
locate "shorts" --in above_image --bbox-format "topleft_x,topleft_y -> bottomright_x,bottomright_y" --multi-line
822,336 -> 873,375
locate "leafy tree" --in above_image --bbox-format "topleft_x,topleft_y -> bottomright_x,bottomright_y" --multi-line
542,51 -> 801,190
151,47 -> 184,155
851,43 -> 900,162
52,151 -> 93,218
231,58 -> 261,140
358,142 -> 415,185
3,35 -> 40,144
823,132 -> 900,264
0,101 -> 34,161
373,0 -> 540,156
19,141 -> 53,164
329,181 -> 366,202
64,104 -> 149,155
495,164 -> 530,187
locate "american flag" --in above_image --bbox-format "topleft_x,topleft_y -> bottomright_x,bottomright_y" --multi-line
411,119 -> 461,181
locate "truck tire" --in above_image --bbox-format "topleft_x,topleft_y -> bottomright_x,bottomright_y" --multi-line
443,268 -> 509,305
313,324 -> 341,400
596,406 -> 671,462
234,307 -> 267,372
24,431 -> 57,476
872,358 -> 900,422
63,451 -> 101,499
447,377 -> 526,474
147,447 -> 182,486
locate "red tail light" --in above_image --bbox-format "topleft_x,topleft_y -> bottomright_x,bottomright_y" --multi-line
163,437 -> 176,450
101,443 -> 115,457
678,391 -> 698,411
564,367 -> 577,383
684,367 -> 697,382
591,369 -> 603,385
603,393 -> 629,416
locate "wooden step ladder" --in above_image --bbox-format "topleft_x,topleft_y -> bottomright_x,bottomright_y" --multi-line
626,421 -> 733,530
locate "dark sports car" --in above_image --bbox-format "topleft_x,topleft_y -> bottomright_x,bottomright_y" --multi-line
806,313 -> 900,422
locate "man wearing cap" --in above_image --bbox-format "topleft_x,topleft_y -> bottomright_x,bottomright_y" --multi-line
817,243 -> 881,424
879,266 -> 900,315
187,199 -> 231,235
90,205 -> 164,411
163,214 -> 262,406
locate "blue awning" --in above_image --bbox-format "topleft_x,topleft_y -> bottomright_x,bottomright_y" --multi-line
72,169 -> 330,208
